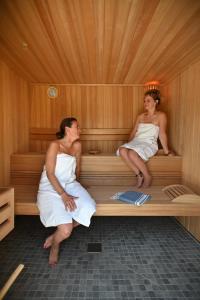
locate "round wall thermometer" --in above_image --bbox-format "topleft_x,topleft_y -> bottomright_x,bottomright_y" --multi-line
47,86 -> 58,98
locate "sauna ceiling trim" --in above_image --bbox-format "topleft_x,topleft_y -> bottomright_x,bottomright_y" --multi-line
0,0 -> 200,84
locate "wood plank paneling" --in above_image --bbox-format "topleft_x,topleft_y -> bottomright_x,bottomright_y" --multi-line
162,77 -> 183,154
0,0 -> 200,84
30,84 -> 145,152
165,59 -> 200,241
0,187 -> 14,240
0,60 -> 29,186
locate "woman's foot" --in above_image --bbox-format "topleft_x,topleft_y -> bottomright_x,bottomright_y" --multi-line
49,245 -> 59,266
136,172 -> 144,188
43,235 -> 53,249
142,175 -> 152,188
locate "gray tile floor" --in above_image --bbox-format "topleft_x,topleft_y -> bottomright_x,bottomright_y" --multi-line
0,216 -> 200,300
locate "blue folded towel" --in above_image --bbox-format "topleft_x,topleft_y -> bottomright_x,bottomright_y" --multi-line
111,191 -> 151,206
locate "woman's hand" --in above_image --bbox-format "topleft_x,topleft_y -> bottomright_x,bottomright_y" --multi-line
165,150 -> 175,156
168,151 -> 175,156
61,192 -> 78,211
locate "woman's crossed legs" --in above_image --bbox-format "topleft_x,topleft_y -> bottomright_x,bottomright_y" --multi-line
44,220 -> 80,266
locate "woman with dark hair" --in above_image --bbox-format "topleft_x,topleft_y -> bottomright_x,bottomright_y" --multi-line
37,117 -> 96,265
117,89 -> 172,188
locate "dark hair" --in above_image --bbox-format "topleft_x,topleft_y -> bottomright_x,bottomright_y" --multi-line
56,117 -> 77,139
144,89 -> 161,105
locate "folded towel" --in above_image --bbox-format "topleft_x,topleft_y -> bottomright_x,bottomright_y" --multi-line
111,191 -> 151,206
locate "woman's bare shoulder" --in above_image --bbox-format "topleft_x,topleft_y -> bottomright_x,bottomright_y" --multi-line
72,140 -> 82,154
47,140 -> 60,153
156,111 -> 166,118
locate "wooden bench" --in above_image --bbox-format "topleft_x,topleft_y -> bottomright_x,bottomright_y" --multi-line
13,184 -> 200,216
10,151 -> 200,216
0,187 -> 14,240
11,151 -> 182,186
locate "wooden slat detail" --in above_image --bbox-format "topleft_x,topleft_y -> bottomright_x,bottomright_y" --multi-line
11,153 -> 182,174
165,59 -> 200,241
14,185 -> 200,217
30,128 -> 130,142
10,152 -> 182,208
31,128 -> 131,135
0,188 -> 14,241
30,85 -> 145,152
0,60 -> 29,185
31,134 -> 129,141
0,1 -> 200,83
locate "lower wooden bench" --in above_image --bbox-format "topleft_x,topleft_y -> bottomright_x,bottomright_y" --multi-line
15,184 -> 200,216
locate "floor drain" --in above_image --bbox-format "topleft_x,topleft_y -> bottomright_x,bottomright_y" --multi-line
87,243 -> 102,253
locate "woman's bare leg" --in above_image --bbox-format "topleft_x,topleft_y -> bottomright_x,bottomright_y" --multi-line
128,150 -> 152,187
119,147 -> 143,187
44,221 -> 79,249
49,223 -> 73,266
44,234 -> 54,249
119,147 -> 139,173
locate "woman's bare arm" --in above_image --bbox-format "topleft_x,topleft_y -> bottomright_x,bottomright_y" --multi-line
45,141 -> 77,211
73,141 -> 82,181
158,113 -> 170,154
45,142 -> 65,195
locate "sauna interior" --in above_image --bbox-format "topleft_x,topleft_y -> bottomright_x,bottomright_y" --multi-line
1,0 -> 200,245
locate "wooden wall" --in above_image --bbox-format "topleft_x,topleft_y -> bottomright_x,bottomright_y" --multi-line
0,60 -> 29,186
165,59 -> 200,241
30,84 -> 156,153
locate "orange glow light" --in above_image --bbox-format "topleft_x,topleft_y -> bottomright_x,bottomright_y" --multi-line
144,81 -> 160,91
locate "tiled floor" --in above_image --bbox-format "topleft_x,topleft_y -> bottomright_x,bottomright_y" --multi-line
0,216 -> 200,300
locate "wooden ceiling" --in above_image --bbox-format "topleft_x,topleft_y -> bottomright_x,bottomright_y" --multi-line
0,0 -> 200,84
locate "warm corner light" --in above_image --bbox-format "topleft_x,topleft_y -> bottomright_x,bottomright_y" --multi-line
144,81 -> 160,91
47,86 -> 58,98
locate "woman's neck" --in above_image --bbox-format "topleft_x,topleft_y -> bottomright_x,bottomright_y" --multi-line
61,136 -> 76,148
146,108 -> 156,116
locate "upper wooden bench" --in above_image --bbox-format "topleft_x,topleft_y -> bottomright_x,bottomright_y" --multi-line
11,150 -> 182,186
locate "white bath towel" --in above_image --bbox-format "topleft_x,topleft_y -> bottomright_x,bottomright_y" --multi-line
37,153 -> 96,227
117,123 -> 159,161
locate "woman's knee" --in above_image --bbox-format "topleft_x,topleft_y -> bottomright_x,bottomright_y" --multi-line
119,147 -> 128,157
58,224 -> 73,239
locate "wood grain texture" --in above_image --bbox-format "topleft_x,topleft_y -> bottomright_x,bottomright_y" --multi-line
11,153 -> 182,176
165,59 -> 200,241
14,185 -> 200,216
30,84 -> 145,152
0,60 -> 29,185
0,0 -> 200,84
0,187 -> 14,241
10,152 -> 182,214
